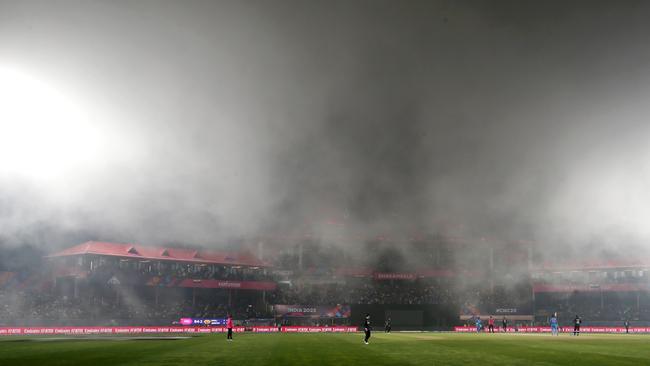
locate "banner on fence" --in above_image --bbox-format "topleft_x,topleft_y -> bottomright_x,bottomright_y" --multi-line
454,326 -> 648,333
273,304 -> 351,318
0,326 -> 357,336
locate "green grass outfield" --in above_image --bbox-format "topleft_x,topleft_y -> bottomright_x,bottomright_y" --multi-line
2,332 -> 650,366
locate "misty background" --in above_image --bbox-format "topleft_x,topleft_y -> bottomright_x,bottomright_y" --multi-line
2,0 -> 650,267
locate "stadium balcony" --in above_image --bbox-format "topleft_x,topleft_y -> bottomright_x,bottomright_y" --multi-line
46,241 -> 277,288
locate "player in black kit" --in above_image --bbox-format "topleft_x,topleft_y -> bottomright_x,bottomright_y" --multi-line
573,315 -> 581,336
385,317 -> 391,333
363,314 -> 371,344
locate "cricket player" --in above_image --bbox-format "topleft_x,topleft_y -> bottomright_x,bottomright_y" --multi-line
573,315 -> 581,336
226,314 -> 233,341
550,312 -> 559,336
363,314 -> 371,344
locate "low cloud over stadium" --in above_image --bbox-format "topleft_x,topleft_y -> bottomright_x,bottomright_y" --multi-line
2,0 -> 650,254
2,1 -> 650,360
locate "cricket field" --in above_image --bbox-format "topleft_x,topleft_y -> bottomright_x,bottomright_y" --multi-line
1,332 -> 649,365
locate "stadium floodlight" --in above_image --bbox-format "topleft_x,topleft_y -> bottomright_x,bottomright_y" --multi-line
0,66 -> 106,180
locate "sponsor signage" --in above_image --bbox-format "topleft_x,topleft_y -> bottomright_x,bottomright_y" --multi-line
373,272 -> 417,280
281,326 -> 358,333
0,326 -> 356,336
461,303 -> 532,317
494,308 -> 518,314
174,279 -> 277,290
179,318 -> 227,326
454,326 -> 649,333
252,327 -> 279,333
146,276 -> 277,291
274,304 -> 351,318
0,326 -> 247,336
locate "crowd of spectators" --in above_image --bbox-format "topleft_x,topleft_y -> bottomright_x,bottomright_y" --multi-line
458,283 -> 533,318
0,289 -> 167,324
0,254 -> 276,327
2,278 -> 458,326
9,249 -> 650,328
84,260 -> 271,287
532,269 -> 650,285
270,280 -> 457,306
0,287 -> 261,326
534,292 -> 650,322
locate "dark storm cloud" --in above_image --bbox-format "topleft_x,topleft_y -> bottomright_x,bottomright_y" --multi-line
1,0 -> 650,259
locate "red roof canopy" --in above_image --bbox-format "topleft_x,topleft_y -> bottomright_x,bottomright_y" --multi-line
47,241 -> 270,268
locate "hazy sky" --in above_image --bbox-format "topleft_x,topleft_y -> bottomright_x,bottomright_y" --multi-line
2,0 -> 650,254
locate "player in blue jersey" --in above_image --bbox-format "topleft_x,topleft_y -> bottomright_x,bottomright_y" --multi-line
475,316 -> 482,333
550,312 -> 559,336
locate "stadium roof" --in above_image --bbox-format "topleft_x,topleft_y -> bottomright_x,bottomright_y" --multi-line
46,241 -> 271,268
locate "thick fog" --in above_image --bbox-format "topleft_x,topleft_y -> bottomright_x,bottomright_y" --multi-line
1,0 -> 650,263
